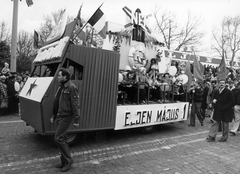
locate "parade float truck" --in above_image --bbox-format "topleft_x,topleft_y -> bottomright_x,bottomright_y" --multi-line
19,16 -> 189,144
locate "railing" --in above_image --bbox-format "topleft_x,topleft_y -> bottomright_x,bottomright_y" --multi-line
118,83 -> 188,105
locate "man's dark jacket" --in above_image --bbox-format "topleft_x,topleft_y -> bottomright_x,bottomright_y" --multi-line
213,87 -> 234,123
189,87 -> 203,103
53,80 -> 80,121
232,88 -> 240,105
201,86 -> 209,109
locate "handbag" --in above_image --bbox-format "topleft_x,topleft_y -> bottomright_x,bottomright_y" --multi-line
0,99 -> 8,108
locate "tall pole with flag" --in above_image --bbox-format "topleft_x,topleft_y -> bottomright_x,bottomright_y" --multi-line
217,52 -> 227,81
193,55 -> 204,81
10,0 -> 33,72
73,3 -> 106,42
10,0 -> 19,72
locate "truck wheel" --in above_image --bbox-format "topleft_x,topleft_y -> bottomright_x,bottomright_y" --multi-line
141,126 -> 155,134
66,133 -> 78,146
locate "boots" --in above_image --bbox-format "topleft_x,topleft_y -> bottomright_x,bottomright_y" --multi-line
61,159 -> 73,172
54,155 -> 65,168
55,163 -> 64,168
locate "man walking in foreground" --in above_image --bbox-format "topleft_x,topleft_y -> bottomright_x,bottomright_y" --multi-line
50,68 -> 80,172
206,80 -> 234,142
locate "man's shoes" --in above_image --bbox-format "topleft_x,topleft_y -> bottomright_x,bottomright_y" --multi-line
188,124 -> 195,127
230,131 -> 236,136
54,163 -> 64,168
206,136 -> 215,142
55,163 -> 64,168
219,139 -> 227,142
61,159 -> 73,172
201,122 -> 204,126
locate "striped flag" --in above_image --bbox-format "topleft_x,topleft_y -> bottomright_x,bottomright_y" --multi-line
193,55 -> 204,81
88,7 -> 106,39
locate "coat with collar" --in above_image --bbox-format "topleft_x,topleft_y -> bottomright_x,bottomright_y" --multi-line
53,80 -> 80,119
212,87 -> 234,122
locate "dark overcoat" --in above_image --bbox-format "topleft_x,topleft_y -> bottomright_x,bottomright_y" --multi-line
213,87 -> 234,123
201,86 -> 209,109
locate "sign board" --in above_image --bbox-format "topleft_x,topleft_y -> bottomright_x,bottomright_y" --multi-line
115,102 -> 189,130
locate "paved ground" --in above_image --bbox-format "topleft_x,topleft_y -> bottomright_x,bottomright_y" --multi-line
0,114 -> 240,174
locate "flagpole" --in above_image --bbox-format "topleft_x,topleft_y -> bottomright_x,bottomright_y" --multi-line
10,0 -> 19,72
90,28 -> 94,47
72,21 -> 88,41
72,2 -> 104,41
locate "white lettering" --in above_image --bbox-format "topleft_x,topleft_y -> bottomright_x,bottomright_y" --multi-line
180,53 -> 187,59
206,57 -> 212,63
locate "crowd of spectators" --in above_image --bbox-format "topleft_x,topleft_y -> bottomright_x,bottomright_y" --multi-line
0,62 -> 29,116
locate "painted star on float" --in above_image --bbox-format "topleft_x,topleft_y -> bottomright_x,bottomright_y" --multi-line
26,79 -> 37,96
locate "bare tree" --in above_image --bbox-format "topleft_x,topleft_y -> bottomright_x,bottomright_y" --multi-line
38,9 -> 75,44
39,15 -> 54,43
212,19 -> 228,59
212,16 -> 240,66
17,30 -> 36,72
153,8 -> 205,51
0,20 -> 10,43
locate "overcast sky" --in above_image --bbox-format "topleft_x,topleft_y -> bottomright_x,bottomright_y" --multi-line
1,0 -> 240,56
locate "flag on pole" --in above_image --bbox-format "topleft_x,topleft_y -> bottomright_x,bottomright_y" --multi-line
26,0 -> 33,7
76,4 -> 83,27
87,7 -> 106,39
33,30 -> 39,49
77,28 -> 86,43
217,55 -> 227,81
185,60 -> 193,92
193,55 -> 204,81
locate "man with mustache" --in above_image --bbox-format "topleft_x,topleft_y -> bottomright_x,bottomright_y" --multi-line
206,80 -> 234,142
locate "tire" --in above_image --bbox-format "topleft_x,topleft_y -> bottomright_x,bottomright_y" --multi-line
66,133 -> 78,146
141,126 -> 155,134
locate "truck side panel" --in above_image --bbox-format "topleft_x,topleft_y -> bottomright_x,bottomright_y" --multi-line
69,45 -> 120,131
20,98 -> 44,133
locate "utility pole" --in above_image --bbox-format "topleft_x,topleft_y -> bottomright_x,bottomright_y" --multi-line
10,0 -> 19,72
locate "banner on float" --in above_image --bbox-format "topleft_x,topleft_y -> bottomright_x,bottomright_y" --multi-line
115,102 -> 189,130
